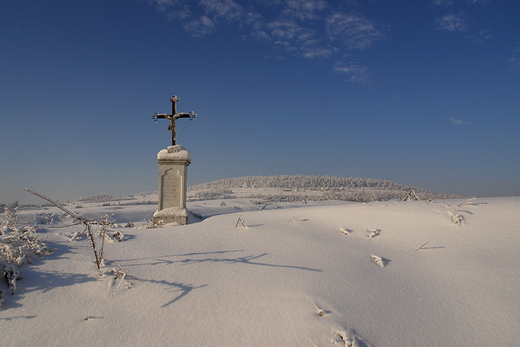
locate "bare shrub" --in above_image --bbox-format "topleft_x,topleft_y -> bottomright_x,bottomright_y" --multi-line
24,188 -> 123,272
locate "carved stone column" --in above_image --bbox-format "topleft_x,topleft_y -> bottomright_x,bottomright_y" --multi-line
153,145 -> 191,225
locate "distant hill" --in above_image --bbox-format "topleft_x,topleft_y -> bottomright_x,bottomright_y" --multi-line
9,175 -> 460,209
189,175 -> 461,202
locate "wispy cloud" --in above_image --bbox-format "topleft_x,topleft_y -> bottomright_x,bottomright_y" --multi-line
183,15 -> 217,36
433,0 -> 491,5
464,0 -> 491,5
449,117 -> 473,125
151,0 -> 180,10
145,0 -> 383,83
281,0 -> 328,21
265,19 -> 332,57
199,0 -> 247,23
435,12 -> 469,32
432,0 -> 455,7
508,57 -> 520,70
300,45 -> 336,59
152,0 -> 191,20
326,13 -> 383,50
333,60 -> 370,83
509,43 -> 520,70
470,29 -> 492,43
449,117 -> 463,125
433,0 -> 493,37
267,19 -> 312,41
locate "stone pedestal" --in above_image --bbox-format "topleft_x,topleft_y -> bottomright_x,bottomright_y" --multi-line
153,145 -> 191,225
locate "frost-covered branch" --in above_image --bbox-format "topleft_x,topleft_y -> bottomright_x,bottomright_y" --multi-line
24,188 -> 124,272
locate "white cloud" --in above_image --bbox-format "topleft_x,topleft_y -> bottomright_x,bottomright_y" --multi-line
148,1 -> 382,53
508,57 -> 520,70
300,45 -> 335,59
464,0 -> 491,4
509,43 -> 520,70
272,40 -> 299,56
282,0 -> 327,20
148,0 -> 191,19
150,0 -> 181,10
145,0 -> 383,83
333,61 -> 370,83
264,18 -> 340,59
432,0 -> 455,7
199,0 -> 247,23
183,16 -> 217,36
471,29 -> 492,43
449,117 -> 463,125
268,19 -> 307,41
449,117 -> 473,125
326,13 -> 382,50
433,0 -> 491,6
435,12 -> 469,32
250,29 -> 271,41
266,19 -> 327,55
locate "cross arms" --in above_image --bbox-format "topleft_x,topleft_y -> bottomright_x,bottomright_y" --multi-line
152,111 -> 196,121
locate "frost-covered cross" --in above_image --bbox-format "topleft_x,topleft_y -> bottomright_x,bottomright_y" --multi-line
151,95 -> 197,146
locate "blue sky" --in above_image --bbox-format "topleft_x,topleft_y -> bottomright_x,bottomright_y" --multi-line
1,0 -> 519,204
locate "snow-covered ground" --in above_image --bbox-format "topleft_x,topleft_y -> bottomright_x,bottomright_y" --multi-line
1,196 -> 519,346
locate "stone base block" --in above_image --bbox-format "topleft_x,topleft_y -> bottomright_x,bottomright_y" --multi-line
153,207 -> 189,225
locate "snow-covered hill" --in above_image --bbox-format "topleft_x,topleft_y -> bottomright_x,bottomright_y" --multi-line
188,175 -> 460,202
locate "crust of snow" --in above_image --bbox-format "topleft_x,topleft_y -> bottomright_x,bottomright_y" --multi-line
157,145 -> 191,163
2,196 -> 519,346
153,207 -> 189,218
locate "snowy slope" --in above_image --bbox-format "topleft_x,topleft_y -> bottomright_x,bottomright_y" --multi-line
1,197 -> 519,346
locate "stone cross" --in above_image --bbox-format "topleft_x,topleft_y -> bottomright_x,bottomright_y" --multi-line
152,95 -> 197,145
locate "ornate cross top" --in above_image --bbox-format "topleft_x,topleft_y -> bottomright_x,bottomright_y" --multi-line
152,95 -> 197,145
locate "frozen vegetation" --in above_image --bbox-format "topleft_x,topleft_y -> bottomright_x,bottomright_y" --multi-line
1,188 -> 518,346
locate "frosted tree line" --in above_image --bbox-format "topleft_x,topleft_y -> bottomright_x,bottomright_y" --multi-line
189,175 -> 460,202
191,175 -> 414,190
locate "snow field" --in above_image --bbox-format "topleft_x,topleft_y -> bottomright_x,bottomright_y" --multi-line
1,197 -> 519,346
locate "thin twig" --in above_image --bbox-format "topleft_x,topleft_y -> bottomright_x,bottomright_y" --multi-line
416,241 -> 428,251
113,262 -> 145,283
113,262 -> 127,291
43,222 -> 82,228
117,263 -> 145,282
235,218 -> 247,228
457,197 -> 476,208
24,188 -> 103,270
24,188 -> 81,219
